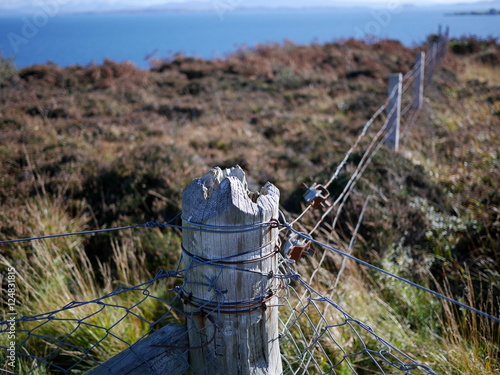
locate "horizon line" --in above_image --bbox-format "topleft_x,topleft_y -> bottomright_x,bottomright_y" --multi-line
0,1 -> 498,16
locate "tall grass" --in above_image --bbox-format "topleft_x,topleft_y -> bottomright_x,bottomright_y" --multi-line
1,166 -> 497,374
0,195 -> 178,373
279,237 -> 499,374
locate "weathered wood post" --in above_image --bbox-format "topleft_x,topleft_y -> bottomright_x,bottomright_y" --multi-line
413,52 -> 425,110
386,73 -> 402,152
427,42 -> 436,82
84,324 -> 189,375
181,166 -> 282,374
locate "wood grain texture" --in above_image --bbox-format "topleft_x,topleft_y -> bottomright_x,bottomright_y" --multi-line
181,166 -> 282,374
84,323 -> 188,375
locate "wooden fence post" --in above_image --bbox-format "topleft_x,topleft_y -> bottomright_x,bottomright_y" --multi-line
441,26 -> 450,61
437,25 -> 443,63
413,52 -> 425,110
386,73 -> 402,152
181,166 -> 282,374
427,42 -> 436,82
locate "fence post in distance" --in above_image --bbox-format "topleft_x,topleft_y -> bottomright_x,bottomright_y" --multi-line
437,25 -> 443,63
441,26 -> 450,61
386,73 -> 402,152
181,166 -> 282,374
427,42 -> 436,82
413,52 -> 425,110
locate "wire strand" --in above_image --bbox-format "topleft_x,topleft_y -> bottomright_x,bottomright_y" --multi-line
0,216 -> 275,245
281,219 -> 500,324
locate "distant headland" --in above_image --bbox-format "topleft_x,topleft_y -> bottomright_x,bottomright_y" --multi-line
446,8 -> 499,16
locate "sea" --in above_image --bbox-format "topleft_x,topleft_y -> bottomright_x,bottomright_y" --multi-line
0,6 -> 498,69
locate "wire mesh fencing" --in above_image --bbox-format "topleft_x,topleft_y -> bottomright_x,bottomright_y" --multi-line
0,269 -> 184,374
277,259 -> 437,375
0,252 -> 437,374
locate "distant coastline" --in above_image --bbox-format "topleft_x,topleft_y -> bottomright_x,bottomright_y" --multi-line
446,8 -> 499,16
1,7 -> 499,69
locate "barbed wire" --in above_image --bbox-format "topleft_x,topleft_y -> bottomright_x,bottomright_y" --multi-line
280,216 -> 500,324
307,102 -> 394,239
288,91 -> 392,228
291,33 -> 448,284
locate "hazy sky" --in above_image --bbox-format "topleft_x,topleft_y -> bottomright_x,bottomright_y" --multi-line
0,0 -> 490,8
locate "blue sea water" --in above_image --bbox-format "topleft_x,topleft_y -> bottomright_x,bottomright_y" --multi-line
0,7 -> 498,68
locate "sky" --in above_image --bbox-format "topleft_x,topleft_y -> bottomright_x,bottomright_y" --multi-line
0,0 -> 493,9
0,0 -> 497,14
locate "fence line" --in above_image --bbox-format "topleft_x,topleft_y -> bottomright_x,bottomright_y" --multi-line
278,258 -> 438,374
282,219 -> 500,324
0,216 -> 275,246
3,26 -> 494,375
290,46 -> 419,230
292,30 -> 449,271
0,244 -> 441,375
